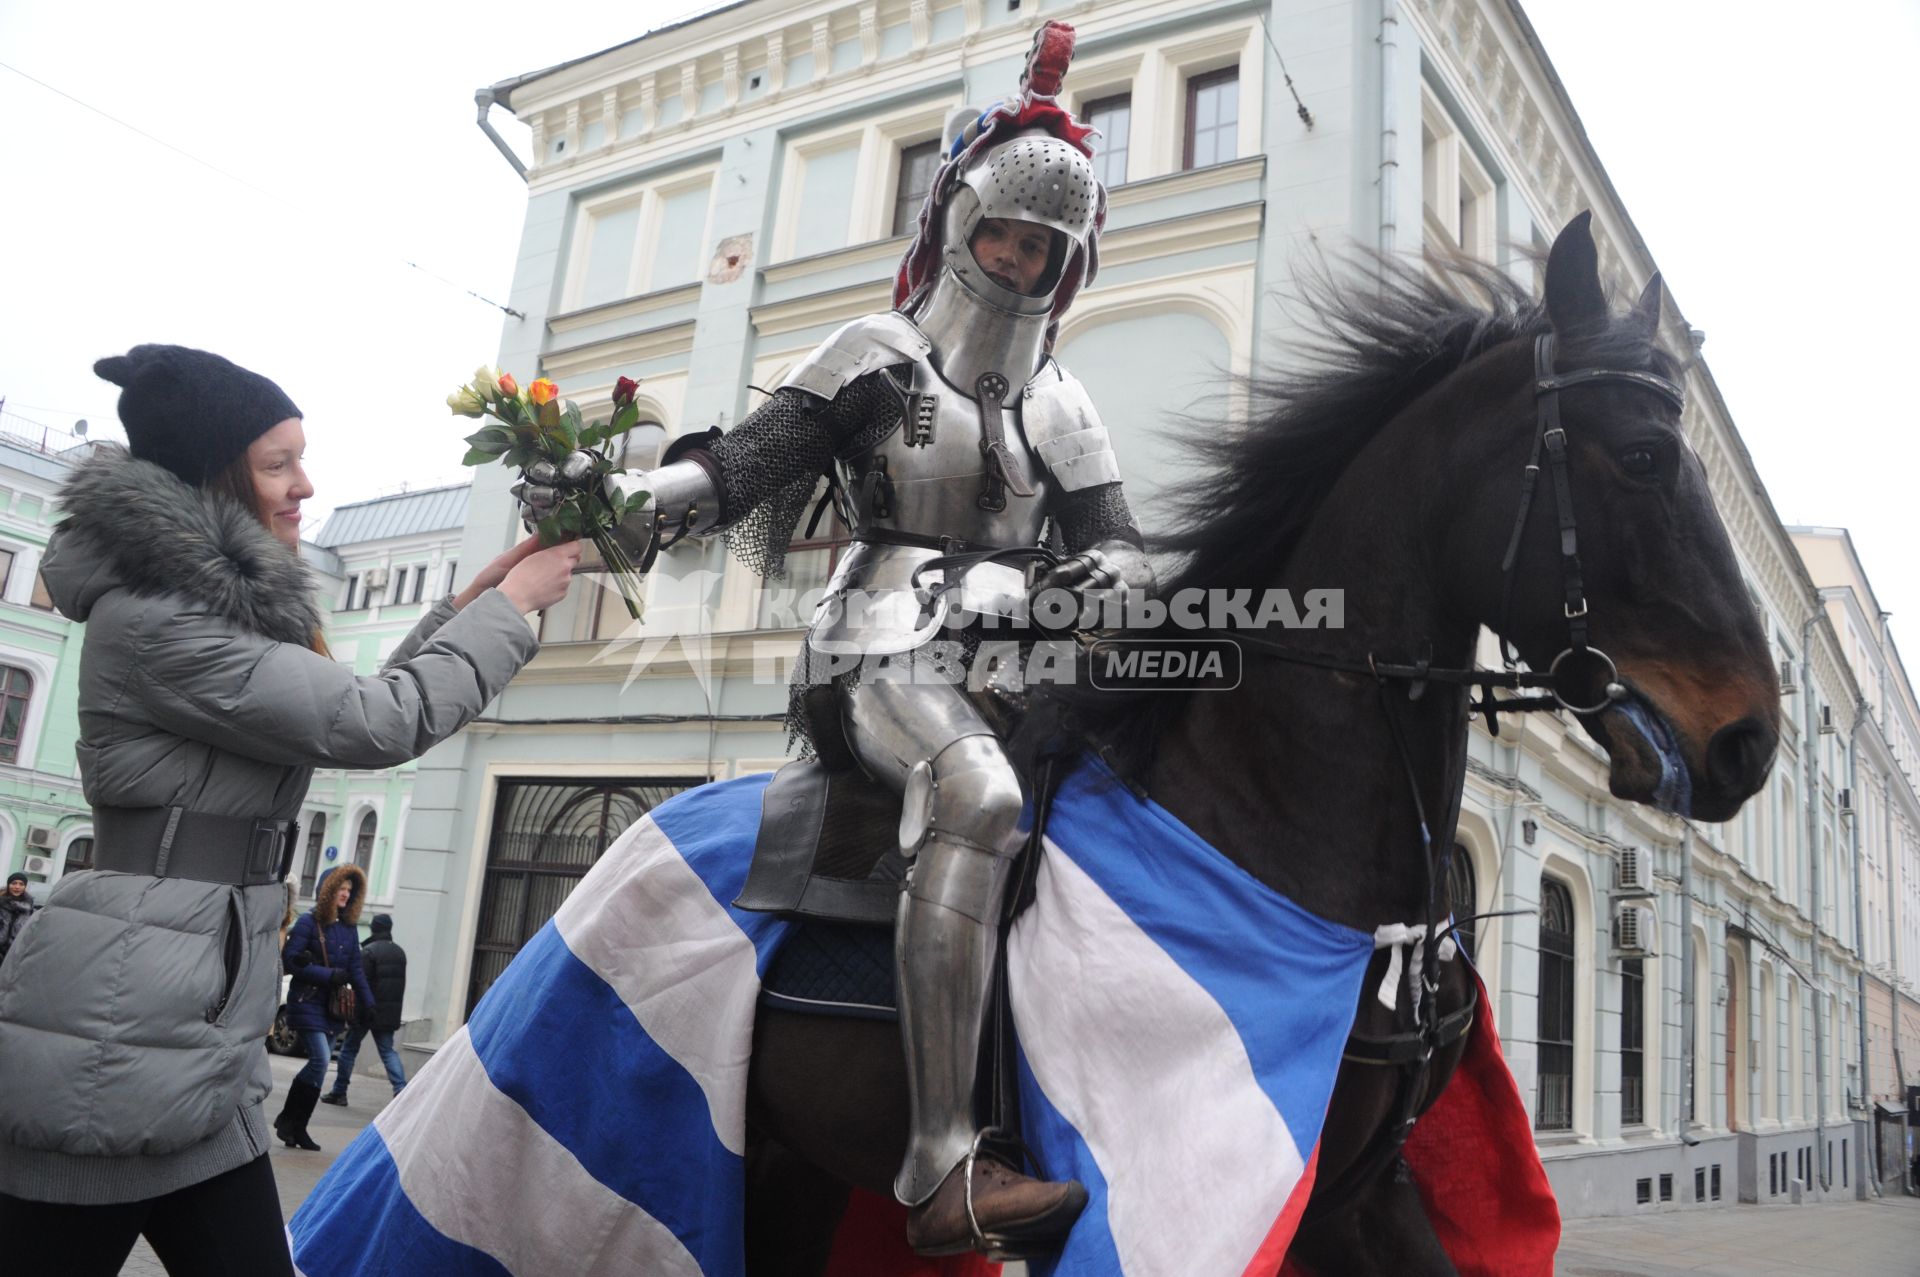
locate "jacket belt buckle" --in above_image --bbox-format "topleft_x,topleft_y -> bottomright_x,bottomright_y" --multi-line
248,819 -> 296,883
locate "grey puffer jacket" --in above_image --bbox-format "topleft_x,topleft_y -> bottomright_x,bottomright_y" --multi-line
0,448 -> 538,1205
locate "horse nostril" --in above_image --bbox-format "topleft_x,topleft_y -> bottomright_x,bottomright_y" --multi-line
1706,717 -> 1776,796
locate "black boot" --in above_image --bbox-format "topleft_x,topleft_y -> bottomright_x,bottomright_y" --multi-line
277,1080 -> 323,1151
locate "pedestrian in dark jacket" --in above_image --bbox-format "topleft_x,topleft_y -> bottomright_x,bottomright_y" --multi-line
0,872 -> 37,963
0,344 -> 582,1277
277,864 -> 372,1147
323,912 -> 409,1105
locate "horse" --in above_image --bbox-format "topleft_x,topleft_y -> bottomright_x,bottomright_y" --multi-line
739,213 -> 1781,1275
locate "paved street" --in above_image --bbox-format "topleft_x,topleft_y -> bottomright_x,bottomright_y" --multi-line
1556,1196 -> 1920,1277
118,1061 -> 1920,1274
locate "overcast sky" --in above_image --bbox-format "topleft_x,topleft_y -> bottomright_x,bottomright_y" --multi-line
3,1 -> 1914,647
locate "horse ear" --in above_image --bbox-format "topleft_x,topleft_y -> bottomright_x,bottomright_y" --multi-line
1544,211 -> 1607,335
1629,271 -> 1665,341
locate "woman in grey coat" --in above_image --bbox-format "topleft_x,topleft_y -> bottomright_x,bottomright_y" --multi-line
0,345 -> 581,1276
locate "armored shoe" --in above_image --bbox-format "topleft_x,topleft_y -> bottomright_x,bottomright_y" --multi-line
904,1155 -> 1087,1259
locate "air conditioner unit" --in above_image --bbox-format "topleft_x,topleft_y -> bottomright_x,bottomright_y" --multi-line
25,826 -> 57,850
21,855 -> 52,877
1820,705 -> 1837,735
1778,660 -> 1798,695
363,567 -> 390,590
1613,901 -> 1655,956
1616,846 -> 1654,896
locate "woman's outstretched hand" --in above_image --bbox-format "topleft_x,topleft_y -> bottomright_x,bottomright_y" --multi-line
498,540 -> 584,614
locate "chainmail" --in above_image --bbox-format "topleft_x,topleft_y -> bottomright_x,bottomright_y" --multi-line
1052,481 -> 1140,553
707,376 -> 906,579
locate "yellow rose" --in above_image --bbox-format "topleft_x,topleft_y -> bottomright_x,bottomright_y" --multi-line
446,386 -> 487,418
528,378 -> 560,406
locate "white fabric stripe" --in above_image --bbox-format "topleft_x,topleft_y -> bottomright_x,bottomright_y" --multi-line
551,814 -> 761,1156
1009,842 -> 1306,1276
373,1028 -> 702,1277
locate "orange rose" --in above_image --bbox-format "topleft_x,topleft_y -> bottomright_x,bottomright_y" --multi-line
528,378 -> 560,406
497,372 -> 519,397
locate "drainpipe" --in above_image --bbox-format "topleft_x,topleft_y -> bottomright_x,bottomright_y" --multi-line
1378,0 -> 1398,258
1850,697 -> 1875,1194
1802,609 -> 1829,1190
1680,823 -> 1700,1144
1887,657 -> 1912,1194
476,86 -> 529,181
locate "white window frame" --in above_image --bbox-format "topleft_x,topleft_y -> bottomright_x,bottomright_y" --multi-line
0,648 -> 56,772
1421,88 -> 1497,262
771,98 -> 956,263
562,164 -> 719,313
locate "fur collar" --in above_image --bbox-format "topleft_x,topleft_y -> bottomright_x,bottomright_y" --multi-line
315,864 -> 368,927
43,446 -> 320,646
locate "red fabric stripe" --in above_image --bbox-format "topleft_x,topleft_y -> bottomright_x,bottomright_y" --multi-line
823,1188 -> 1001,1277
1245,1143 -> 1319,1277
1401,969 -> 1561,1276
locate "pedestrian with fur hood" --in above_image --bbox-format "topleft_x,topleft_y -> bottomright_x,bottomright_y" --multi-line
0,872 -> 37,962
0,344 -> 582,1277
275,864 -> 371,1149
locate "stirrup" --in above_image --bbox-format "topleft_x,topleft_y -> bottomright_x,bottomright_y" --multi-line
961,1127 -> 1055,1261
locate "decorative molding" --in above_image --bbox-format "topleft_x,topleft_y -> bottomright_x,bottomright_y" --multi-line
722,46 -> 742,109
759,233 -> 906,285
910,0 -> 930,51
811,17 -> 832,83
548,280 -> 705,336
859,3 -> 879,66
601,88 -> 620,144
749,279 -> 893,338
1103,153 -> 1263,211
541,321 -> 699,380
1093,200 -> 1264,270
765,32 -> 786,93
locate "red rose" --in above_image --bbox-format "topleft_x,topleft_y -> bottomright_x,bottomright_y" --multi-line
613,376 -> 640,409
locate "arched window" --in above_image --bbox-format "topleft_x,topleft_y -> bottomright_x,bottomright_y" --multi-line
1447,844 -> 1478,960
1536,878 -> 1576,1131
0,665 -> 33,763
354,810 -> 376,871
1621,955 -> 1645,1125
62,836 -> 93,876
300,813 -> 327,898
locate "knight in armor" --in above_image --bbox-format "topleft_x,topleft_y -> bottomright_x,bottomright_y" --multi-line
520,23 -> 1147,1258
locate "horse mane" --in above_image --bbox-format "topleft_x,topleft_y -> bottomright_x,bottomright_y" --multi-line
1034,251 -> 1677,783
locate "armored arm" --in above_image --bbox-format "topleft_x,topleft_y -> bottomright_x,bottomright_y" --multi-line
1026,362 -> 1156,601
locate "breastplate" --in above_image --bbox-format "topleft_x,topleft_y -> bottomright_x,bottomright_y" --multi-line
834,355 -> 1050,551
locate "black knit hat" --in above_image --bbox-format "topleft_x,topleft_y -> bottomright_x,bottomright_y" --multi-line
6,873 -> 26,886
93,344 -> 301,485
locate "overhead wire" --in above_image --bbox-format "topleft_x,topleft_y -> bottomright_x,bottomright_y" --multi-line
0,59 -> 525,320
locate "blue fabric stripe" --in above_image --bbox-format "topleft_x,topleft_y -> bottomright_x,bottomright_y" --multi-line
1045,760 -> 1375,1152
1015,1042 -> 1120,1277
466,924 -> 744,1273
290,1128 -> 510,1277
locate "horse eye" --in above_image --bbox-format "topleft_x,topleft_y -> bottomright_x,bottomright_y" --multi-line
1619,447 -> 1658,477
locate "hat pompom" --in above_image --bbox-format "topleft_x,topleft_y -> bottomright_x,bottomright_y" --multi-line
93,354 -> 137,386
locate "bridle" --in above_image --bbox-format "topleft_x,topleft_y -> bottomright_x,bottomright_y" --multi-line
1221,331 -> 1685,728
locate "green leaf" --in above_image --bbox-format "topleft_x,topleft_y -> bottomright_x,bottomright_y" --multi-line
538,398 -> 562,430
621,487 -> 653,515
536,515 -> 564,546
462,428 -> 511,454
461,446 -> 503,467
576,422 -> 607,449
612,403 -> 640,432
504,443 -> 542,469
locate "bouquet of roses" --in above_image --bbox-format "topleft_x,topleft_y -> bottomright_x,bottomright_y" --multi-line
447,368 -> 651,619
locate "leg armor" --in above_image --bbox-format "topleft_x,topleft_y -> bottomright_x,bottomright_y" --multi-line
841,674 -> 1028,1207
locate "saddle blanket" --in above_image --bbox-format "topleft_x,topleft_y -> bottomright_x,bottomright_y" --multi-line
288,759 -> 1555,1276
